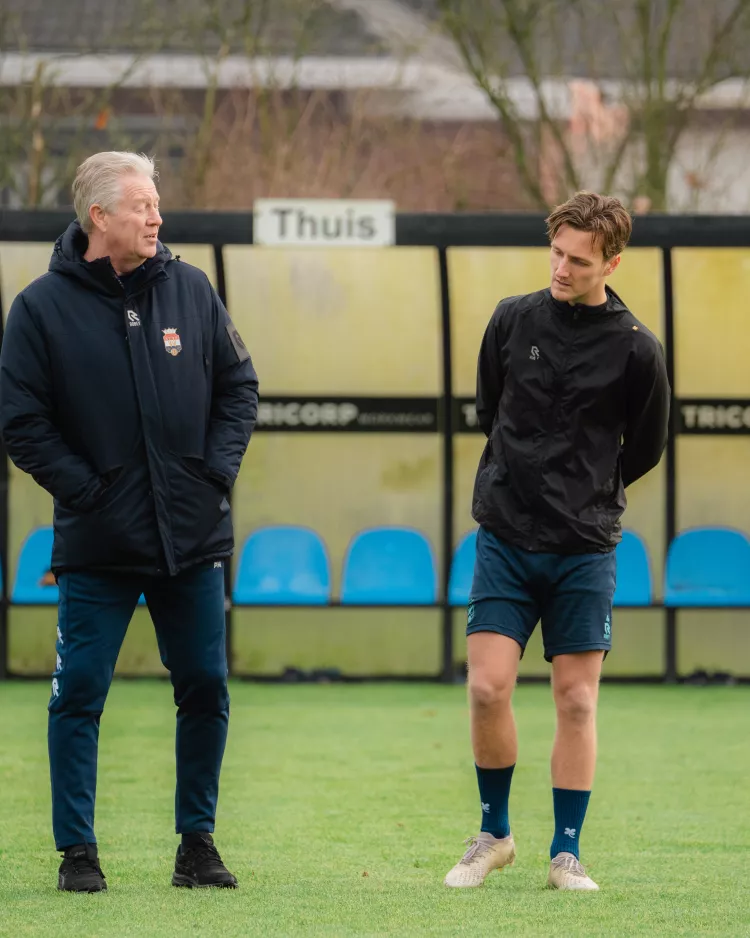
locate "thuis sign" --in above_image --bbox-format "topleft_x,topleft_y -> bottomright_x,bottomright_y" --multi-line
253,199 -> 395,247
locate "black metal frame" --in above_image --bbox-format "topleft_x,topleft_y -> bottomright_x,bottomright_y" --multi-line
661,248 -> 679,683
1,209 -> 749,683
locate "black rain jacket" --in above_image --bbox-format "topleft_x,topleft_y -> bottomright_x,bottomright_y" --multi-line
472,287 -> 670,553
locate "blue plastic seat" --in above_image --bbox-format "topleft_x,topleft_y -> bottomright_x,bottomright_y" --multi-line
232,526 -> 331,604
341,527 -> 437,605
12,527 -> 57,604
449,530 -> 478,606
613,530 -> 652,606
12,526 -> 146,606
665,527 -> 750,607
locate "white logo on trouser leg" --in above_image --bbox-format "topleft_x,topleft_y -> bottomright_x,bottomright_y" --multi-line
56,654 -> 62,672
57,625 -> 63,645
51,677 -> 59,697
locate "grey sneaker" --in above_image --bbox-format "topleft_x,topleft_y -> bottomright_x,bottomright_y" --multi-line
547,852 -> 599,890
444,832 -> 515,887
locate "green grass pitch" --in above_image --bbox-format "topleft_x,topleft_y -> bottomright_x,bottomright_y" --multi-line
1,681 -> 748,937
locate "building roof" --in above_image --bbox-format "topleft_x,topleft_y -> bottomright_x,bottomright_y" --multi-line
6,0 -> 750,82
1,0 -> 386,57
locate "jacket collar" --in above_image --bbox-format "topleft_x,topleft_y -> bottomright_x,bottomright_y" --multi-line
546,285 -> 628,321
49,221 -> 173,298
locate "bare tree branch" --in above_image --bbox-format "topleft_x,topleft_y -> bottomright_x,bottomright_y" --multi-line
437,0 -> 750,211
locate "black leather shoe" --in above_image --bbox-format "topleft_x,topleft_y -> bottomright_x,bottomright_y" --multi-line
172,833 -> 238,888
58,843 -> 107,892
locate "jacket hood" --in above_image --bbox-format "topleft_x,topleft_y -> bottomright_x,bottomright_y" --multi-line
49,221 -> 173,297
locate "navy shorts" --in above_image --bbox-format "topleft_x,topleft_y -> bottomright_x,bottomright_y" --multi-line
467,527 -> 616,661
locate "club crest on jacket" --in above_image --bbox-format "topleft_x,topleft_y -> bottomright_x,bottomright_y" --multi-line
162,327 -> 182,356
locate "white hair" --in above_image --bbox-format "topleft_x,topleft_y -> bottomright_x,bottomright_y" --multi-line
73,151 -> 157,232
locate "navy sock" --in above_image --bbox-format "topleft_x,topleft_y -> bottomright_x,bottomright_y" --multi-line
550,788 -> 591,859
476,764 -> 514,839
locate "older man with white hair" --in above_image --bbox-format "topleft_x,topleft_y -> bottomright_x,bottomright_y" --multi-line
0,152 -> 259,892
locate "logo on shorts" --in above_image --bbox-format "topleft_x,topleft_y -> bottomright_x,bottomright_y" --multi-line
467,601 -> 475,625
162,327 -> 182,356
604,614 -> 611,640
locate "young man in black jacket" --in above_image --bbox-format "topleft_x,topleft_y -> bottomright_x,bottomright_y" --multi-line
0,152 -> 259,892
444,192 -> 669,891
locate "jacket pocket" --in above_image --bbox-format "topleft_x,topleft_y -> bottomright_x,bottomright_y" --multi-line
167,453 -> 230,557
88,465 -> 129,514
54,459 -> 156,568
595,459 -> 625,510
474,434 -> 511,520
488,428 -> 510,486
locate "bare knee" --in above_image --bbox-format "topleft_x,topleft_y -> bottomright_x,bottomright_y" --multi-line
469,670 -> 515,713
554,681 -> 597,726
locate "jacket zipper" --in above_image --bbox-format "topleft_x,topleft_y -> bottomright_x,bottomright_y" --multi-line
530,309 -> 579,549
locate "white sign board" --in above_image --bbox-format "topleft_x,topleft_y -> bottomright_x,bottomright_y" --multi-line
253,199 -> 395,247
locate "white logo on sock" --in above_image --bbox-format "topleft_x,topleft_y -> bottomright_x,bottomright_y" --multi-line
564,827 -> 576,838
481,801 -> 490,813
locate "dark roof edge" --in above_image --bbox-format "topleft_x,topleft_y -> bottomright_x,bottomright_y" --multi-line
2,209 -> 750,247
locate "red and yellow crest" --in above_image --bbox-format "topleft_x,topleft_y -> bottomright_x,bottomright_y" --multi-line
162,327 -> 182,356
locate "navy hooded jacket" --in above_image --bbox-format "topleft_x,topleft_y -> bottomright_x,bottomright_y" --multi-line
0,222 -> 259,575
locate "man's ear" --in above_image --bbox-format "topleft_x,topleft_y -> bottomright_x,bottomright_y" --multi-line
605,254 -> 622,277
89,203 -> 107,233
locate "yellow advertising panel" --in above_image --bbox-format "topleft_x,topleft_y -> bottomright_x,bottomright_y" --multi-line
678,612 -> 750,675
0,244 -> 51,318
673,249 -> 750,396
676,437 -> 750,531
448,248 -> 550,397
223,247 -> 441,394
232,609 -> 441,677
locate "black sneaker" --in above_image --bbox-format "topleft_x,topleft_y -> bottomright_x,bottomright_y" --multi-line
172,833 -> 238,888
58,843 -> 107,892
